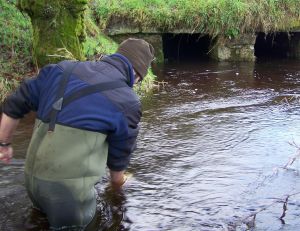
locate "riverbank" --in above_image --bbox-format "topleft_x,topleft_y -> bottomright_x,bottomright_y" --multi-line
94,0 -> 300,36
1,0 -> 299,101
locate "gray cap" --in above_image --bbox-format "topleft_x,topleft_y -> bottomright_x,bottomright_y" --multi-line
117,38 -> 155,79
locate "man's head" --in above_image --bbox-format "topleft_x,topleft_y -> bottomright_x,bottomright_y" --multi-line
117,38 -> 155,82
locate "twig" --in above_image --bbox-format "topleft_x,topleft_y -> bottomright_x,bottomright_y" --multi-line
228,192 -> 300,230
283,140 -> 300,169
279,195 -> 289,224
280,95 -> 300,105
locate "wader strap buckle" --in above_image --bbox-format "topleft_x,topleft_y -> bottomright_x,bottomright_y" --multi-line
48,61 -> 79,132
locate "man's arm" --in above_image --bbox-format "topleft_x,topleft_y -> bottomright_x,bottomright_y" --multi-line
0,65 -> 56,164
0,114 -> 19,164
107,103 -> 141,188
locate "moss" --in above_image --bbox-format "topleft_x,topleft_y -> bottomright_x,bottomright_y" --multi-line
17,0 -> 88,67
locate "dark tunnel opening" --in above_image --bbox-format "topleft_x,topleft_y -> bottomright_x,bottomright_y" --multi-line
162,33 -> 212,62
254,32 -> 291,59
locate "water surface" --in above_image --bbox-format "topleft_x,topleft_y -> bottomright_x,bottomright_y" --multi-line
1,59 -> 300,231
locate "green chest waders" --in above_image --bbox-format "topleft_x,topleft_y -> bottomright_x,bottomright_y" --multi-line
24,62 -> 128,230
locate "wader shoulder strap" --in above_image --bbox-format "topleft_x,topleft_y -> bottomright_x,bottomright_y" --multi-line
48,62 -> 78,132
62,81 -> 128,108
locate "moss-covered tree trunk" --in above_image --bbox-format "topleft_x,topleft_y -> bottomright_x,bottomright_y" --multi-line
17,0 -> 87,67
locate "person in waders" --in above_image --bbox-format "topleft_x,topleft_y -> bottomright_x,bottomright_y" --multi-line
0,38 -> 155,230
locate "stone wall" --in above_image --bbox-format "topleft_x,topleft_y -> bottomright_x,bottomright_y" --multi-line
209,34 -> 256,62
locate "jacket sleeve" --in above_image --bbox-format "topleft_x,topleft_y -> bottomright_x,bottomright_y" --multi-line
106,102 -> 142,171
2,65 -> 54,119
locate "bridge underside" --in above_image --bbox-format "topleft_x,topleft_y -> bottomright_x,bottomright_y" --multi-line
162,34 -> 211,62
255,32 -> 300,59
111,32 -> 300,62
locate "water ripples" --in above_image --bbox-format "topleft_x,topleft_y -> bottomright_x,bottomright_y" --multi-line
2,60 -> 300,230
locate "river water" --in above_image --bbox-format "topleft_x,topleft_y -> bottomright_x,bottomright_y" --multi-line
1,59 -> 300,231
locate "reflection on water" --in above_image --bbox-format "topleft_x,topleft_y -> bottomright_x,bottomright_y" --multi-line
1,59 -> 300,230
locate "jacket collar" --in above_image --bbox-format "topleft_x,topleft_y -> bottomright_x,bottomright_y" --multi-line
101,54 -> 135,87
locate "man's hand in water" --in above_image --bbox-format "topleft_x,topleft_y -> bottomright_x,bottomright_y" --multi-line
0,114 -> 19,164
110,170 -> 126,188
109,170 -> 133,188
0,145 -> 13,164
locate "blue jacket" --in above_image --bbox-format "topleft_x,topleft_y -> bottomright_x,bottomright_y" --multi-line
2,54 -> 141,171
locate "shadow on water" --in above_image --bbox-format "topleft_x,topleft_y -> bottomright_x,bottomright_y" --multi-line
1,58 -> 300,230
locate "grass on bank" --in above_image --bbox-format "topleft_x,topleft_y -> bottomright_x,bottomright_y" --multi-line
93,0 -> 300,38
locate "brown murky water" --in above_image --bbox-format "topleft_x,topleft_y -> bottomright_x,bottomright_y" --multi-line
1,59 -> 300,231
